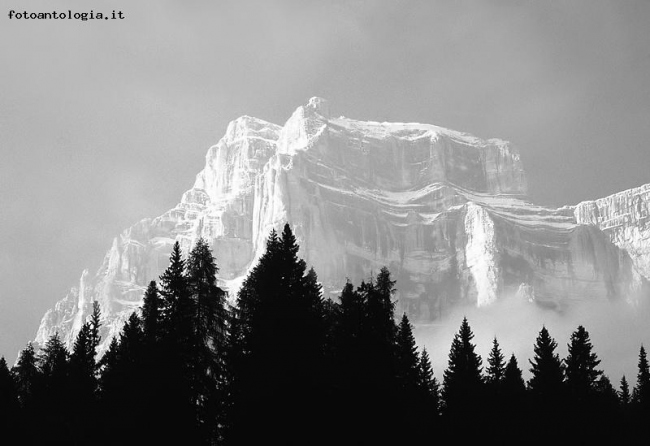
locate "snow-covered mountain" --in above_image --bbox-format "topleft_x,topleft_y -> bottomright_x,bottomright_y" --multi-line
34,97 -> 650,353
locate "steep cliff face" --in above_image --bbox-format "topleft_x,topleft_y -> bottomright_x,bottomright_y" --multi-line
34,98 -> 650,353
574,184 -> 650,280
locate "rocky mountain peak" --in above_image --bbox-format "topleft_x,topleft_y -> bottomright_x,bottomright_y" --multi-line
34,98 -> 650,355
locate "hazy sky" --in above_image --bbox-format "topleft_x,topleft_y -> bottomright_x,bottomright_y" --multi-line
1,0 -> 649,361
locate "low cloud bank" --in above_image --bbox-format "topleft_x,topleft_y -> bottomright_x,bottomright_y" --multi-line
414,293 -> 650,388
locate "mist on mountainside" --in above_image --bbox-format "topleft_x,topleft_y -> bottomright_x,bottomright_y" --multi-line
415,289 -> 650,387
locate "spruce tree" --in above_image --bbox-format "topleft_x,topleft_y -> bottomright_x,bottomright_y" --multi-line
228,224 -> 328,444
101,313 -> 149,445
186,238 -> 226,351
12,343 -> 40,443
442,317 -> 483,415
98,336 -> 120,394
367,267 -> 397,349
69,317 -> 101,444
186,237 -> 227,443
70,323 -> 97,387
90,301 -> 101,353
527,326 -> 567,439
485,336 -> 507,429
565,325 -> 602,401
327,281 -> 365,444
632,345 -> 650,410
486,337 -> 506,387
12,342 -> 39,408
418,347 -> 440,415
118,312 -> 144,364
141,280 -> 160,342
35,333 -> 72,442
159,241 -> 188,335
407,347 -> 440,442
528,326 -> 565,400
503,354 -> 526,396
334,281 -> 364,365
394,313 -> 421,438
38,333 -> 69,390
619,375 -> 631,406
157,241 -> 195,441
499,354 -> 528,438
356,268 -> 399,443
396,313 -> 420,394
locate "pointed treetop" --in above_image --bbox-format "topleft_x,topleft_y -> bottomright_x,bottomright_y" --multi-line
281,223 -> 299,255
619,375 -> 631,406
528,326 -> 565,396
397,314 -> 419,362
565,325 -> 602,398
418,347 -> 440,410
141,280 -> 160,340
633,344 -> 650,407
486,337 -> 506,385
503,353 -> 526,394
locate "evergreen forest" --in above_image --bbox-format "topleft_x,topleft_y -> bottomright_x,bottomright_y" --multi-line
1,224 -> 649,444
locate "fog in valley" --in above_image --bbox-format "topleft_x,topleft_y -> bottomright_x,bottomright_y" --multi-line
415,291 -> 650,387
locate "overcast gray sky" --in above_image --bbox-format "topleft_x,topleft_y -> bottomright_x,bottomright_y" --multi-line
1,0 -> 649,361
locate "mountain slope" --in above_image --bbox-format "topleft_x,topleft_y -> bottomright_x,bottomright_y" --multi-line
35,98 -> 650,353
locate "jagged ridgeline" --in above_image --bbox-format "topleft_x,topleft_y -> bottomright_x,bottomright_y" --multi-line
35,97 -> 650,355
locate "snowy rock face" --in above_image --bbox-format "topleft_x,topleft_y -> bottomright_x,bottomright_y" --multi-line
574,184 -> 650,281
35,98 -> 650,353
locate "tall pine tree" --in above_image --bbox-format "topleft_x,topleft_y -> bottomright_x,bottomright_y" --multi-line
396,313 -> 420,394
632,345 -> 650,411
186,237 -> 228,444
418,348 -> 440,415
619,375 -> 631,407
486,337 -> 506,387
12,342 -> 39,409
36,333 -> 72,443
503,354 -> 526,397
141,280 -> 161,342
565,325 -> 602,401
69,310 -> 101,444
442,317 -> 483,415
528,326 -> 565,400
159,241 -> 188,337
527,326 -> 567,440
228,224 -> 327,444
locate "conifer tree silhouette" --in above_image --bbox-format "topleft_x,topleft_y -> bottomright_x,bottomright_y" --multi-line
13,342 -> 39,408
528,326 -> 565,399
442,317 -> 483,415
486,337 -> 506,387
415,347 -> 440,440
228,224 -> 327,444
396,313 -> 420,395
565,325 -> 602,401
186,237 -> 227,443
503,353 -> 526,397
34,333 -> 71,442
141,280 -> 160,342
619,375 -> 631,406
528,326 -> 567,440
632,345 -> 650,411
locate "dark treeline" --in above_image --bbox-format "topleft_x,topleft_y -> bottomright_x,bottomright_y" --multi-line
1,223 -> 650,444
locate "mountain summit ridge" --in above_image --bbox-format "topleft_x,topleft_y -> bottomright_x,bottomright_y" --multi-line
35,98 -> 650,354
